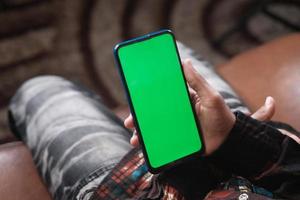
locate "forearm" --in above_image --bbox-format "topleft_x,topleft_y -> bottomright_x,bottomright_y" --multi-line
208,111 -> 285,178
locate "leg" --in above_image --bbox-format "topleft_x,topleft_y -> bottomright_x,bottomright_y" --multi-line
8,76 -> 132,200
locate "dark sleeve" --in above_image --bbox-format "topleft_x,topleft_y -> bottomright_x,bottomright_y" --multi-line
209,111 -> 300,199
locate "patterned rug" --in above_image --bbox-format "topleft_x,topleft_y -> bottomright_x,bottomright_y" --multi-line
0,0 -> 299,140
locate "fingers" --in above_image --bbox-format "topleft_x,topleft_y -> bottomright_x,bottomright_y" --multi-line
130,130 -> 140,147
182,59 -> 218,101
251,96 -> 275,121
124,114 -> 140,147
188,87 -> 198,105
124,114 -> 135,129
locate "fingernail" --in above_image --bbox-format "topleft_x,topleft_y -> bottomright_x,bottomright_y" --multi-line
265,96 -> 272,106
186,58 -> 192,64
184,58 -> 191,64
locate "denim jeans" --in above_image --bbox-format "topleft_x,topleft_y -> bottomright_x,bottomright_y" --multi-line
8,76 -> 133,200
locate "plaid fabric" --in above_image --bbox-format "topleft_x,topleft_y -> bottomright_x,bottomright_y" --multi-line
93,112 -> 300,200
92,148 -> 152,199
91,148 -> 184,200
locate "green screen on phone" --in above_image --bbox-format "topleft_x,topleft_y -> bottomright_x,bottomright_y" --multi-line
116,31 -> 203,171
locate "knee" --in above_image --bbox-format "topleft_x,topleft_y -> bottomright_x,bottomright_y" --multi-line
17,75 -> 70,92
8,75 -> 72,138
9,75 -> 72,112
15,75 -> 72,96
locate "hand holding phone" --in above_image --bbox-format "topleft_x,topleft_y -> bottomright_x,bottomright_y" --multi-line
125,59 -> 236,156
115,30 -> 235,173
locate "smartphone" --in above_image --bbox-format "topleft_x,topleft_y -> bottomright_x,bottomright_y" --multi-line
114,30 -> 204,174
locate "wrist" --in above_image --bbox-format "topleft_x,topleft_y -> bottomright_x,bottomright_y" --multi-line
204,111 -> 236,156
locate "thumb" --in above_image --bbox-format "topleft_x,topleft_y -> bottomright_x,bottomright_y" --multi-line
251,96 -> 275,121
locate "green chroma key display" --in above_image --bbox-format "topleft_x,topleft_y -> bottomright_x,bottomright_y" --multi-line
114,30 -> 204,173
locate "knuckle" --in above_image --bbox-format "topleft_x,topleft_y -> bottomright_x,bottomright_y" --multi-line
209,92 -> 223,106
